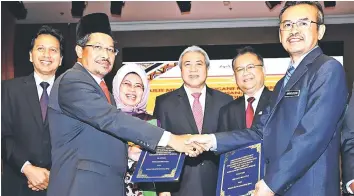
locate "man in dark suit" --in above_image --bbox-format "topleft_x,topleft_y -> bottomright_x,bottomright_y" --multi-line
189,2 -> 348,196
218,46 -> 272,132
46,13 -> 202,196
342,83 -> 354,195
2,25 -> 64,196
154,45 -> 233,196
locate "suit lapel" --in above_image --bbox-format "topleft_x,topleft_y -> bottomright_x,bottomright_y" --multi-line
236,96 -> 246,129
176,87 -> 199,134
201,87 -> 214,134
72,63 -> 108,102
271,47 -> 323,117
23,74 -> 43,129
255,87 -> 270,116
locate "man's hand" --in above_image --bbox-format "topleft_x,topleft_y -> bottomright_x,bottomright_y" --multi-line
167,134 -> 205,157
159,192 -> 171,196
185,134 -> 214,151
350,181 -> 354,193
23,164 -> 50,191
128,145 -> 142,161
254,180 -> 274,196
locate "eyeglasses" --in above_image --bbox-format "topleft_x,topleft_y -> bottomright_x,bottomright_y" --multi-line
85,44 -> 119,56
234,64 -> 263,74
280,19 -> 321,31
121,81 -> 144,91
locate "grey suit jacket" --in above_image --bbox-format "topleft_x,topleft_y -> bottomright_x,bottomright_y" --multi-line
47,63 -> 165,196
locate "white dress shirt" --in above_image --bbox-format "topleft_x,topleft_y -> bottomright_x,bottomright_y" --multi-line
21,72 -> 55,172
347,180 -> 354,193
244,86 -> 265,113
184,85 -> 207,113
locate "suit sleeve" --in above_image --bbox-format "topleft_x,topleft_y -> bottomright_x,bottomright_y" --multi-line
264,60 -> 348,195
341,83 -> 354,190
1,81 -> 29,171
58,71 -> 164,152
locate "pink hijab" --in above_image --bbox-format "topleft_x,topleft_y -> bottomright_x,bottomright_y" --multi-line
112,63 -> 150,114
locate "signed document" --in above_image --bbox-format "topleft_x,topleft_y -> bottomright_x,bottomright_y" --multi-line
216,142 -> 264,196
131,146 -> 185,182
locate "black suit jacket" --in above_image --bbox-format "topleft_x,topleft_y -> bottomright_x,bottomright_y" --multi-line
217,87 -> 272,132
1,74 -> 51,196
153,86 -> 233,196
342,83 -> 354,195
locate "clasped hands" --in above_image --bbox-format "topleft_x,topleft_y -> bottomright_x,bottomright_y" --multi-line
23,164 -> 50,191
167,134 -> 214,157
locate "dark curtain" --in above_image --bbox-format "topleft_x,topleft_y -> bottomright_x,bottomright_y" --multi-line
1,4 -> 16,80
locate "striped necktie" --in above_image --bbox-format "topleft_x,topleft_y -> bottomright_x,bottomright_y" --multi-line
283,65 -> 295,87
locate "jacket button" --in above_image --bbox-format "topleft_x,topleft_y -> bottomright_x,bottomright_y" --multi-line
265,158 -> 270,164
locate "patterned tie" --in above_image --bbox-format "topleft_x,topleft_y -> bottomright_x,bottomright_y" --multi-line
192,93 -> 203,133
40,82 -> 50,122
100,81 -> 111,104
245,97 -> 255,128
283,65 -> 295,87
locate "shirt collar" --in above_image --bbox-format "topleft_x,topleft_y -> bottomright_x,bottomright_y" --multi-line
291,45 -> 318,69
244,86 -> 264,101
33,71 -> 55,87
77,62 -> 104,85
183,84 -> 207,96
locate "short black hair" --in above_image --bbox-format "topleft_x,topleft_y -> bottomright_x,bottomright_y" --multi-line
30,25 -> 64,56
231,46 -> 264,70
279,1 -> 324,26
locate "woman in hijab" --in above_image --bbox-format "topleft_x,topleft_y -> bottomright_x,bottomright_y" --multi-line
112,63 -> 157,196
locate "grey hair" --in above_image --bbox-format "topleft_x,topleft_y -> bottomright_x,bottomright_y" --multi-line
178,45 -> 210,68
76,34 -> 91,47
279,1 -> 324,27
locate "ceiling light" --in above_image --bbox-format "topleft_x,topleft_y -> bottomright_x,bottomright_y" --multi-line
265,1 -> 281,10
3,1 -> 27,20
111,1 -> 125,16
177,1 -> 191,14
71,1 -> 87,18
324,1 -> 336,8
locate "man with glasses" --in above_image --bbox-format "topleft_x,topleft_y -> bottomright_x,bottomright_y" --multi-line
187,2 -> 348,196
46,13 -> 203,196
217,46 -> 272,132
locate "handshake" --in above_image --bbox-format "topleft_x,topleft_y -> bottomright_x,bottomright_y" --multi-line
167,134 -> 216,157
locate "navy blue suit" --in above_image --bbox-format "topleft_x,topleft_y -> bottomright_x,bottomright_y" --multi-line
341,83 -> 354,194
47,63 -> 165,196
215,47 -> 348,196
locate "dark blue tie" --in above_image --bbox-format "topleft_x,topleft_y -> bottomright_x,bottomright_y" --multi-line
40,82 -> 50,122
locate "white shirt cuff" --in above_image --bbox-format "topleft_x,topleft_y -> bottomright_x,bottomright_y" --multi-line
346,179 -> 354,194
209,134 -> 217,151
158,131 -> 171,147
21,161 -> 31,173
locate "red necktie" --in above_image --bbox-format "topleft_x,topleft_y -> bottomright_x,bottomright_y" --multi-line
100,81 -> 111,104
246,97 -> 255,128
192,93 -> 203,133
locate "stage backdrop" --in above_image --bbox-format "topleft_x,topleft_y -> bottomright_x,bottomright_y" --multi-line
124,56 -> 343,114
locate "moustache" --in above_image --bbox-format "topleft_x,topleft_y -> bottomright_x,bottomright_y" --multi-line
95,59 -> 111,66
287,33 -> 303,41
